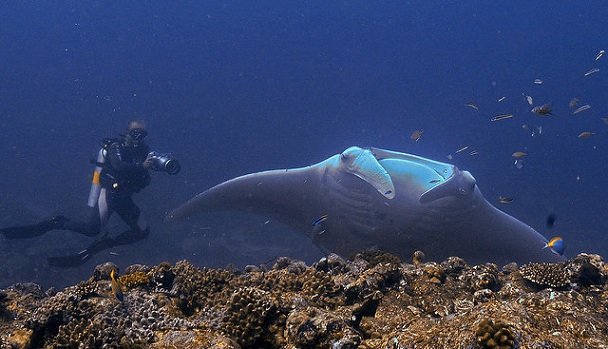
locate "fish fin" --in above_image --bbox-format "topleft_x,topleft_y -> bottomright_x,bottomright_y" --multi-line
550,249 -> 563,256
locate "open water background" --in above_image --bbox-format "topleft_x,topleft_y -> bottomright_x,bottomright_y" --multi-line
1,1 -> 607,288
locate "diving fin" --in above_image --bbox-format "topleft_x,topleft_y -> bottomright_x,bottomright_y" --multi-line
47,233 -> 116,268
47,249 -> 92,268
1,215 -> 66,239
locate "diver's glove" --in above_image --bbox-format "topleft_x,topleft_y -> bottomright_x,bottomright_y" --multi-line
1,215 -> 66,239
47,249 -> 92,268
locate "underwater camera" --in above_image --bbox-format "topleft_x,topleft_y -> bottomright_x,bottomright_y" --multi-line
148,151 -> 181,175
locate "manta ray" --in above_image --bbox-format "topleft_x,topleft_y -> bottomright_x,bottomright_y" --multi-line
164,146 -> 564,265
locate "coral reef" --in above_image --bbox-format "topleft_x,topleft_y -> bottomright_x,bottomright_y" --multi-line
519,262 -> 572,288
475,318 -> 515,349
0,252 -> 607,348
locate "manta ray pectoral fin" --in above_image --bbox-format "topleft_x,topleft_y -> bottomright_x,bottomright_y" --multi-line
419,168 -> 476,203
341,146 -> 395,199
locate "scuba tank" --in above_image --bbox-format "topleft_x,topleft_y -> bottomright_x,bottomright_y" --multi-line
87,148 -> 107,207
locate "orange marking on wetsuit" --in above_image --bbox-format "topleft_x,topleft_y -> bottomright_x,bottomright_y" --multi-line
92,171 -> 101,184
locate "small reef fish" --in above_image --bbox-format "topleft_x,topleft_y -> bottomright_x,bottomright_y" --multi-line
546,214 -> 557,229
578,132 -> 595,139
312,215 -> 329,226
512,151 -> 527,158
596,49 -> 605,61
491,114 -> 514,122
534,79 -> 543,84
497,96 -> 506,102
569,98 -> 580,108
543,237 -> 565,256
531,104 -> 553,116
522,124 -> 542,138
601,117 -> 608,125
465,102 -> 479,110
469,150 -> 480,156
410,130 -> 424,142
524,124 -> 543,137
572,104 -> 591,115
311,215 -> 328,236
498,196 -> 513,204
522,93 -> 533,106
110,269 -> 124,302
412,250 -> 425,266
455,146 -> 469,154
583,68 -> 599,77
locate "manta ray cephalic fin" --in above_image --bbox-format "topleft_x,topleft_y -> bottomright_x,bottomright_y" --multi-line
340,146 -> 395,199
419,168 -> 476,203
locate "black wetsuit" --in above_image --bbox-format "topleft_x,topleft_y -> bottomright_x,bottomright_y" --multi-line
1,136 -> 153,267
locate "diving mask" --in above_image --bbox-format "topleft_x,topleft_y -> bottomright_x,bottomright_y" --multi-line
128,128 -> 148,141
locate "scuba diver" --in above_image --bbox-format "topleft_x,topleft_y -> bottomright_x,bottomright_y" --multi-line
0,120 -> 180,267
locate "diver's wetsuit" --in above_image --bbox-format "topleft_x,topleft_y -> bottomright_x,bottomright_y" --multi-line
1,136 -> 152,267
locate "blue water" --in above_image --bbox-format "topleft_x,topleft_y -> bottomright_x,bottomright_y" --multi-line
1,1 -> 606,289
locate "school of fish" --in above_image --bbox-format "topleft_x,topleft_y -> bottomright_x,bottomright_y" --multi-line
416,49 -> 607,256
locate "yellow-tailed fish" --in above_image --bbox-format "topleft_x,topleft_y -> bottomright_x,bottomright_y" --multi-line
543,237 -> 565,256
110,269 -> 124,302
512,151 -> 527,158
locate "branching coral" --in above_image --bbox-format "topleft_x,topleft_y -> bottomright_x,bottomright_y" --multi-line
520,262 -> 571,288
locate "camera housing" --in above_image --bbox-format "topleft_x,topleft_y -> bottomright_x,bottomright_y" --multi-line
148,151 -> 181,175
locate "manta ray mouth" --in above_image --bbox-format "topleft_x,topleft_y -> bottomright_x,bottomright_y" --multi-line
419,168 -> 477,204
